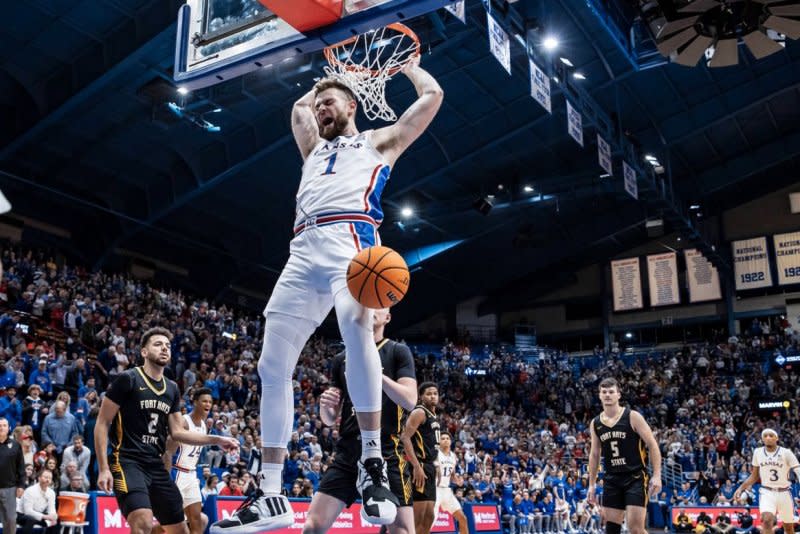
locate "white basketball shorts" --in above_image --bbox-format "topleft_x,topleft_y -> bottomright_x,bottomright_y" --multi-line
175,472 -> 202,508
435,486 -> 462,515
759,488 -> 796,523
264,221 -> 379,325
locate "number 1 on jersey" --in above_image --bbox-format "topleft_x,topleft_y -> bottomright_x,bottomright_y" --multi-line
321,153 -> 337,175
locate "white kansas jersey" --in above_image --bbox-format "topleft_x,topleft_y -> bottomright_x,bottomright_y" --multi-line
174,414 -> 207,472
295,131 -> 390,226
752,446 -> 800,488
437,450 -> 458,488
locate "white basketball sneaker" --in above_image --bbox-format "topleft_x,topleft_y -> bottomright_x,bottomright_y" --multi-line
357,457 -> 399,525
209,490 -> 293,534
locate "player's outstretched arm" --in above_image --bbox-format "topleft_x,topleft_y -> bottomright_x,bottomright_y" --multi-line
168,412 -> 239,451
163,418 -> 188,472
631,410 -> 662,496
94,396 -> 121,493
292,87 -> 321,160
373,56 -> 443,166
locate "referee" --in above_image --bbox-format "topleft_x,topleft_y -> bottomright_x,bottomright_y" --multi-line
0,417 -> 26,534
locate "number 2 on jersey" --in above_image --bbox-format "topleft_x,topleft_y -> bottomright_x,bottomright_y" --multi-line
321,153 -> 337,175
147,413 -> 158,434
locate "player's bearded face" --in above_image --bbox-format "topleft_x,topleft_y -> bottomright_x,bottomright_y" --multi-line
144,335 -> 171,367
316,89 -> 354,141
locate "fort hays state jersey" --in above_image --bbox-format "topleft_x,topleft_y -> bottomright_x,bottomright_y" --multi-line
591,408 -> 647,475
105,367 -> 181,466
294,131 -> 390,227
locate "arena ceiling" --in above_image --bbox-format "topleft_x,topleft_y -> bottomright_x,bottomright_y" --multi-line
1,0 -> 799,330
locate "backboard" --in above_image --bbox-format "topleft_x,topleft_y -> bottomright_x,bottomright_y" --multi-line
174,0 -> 460,90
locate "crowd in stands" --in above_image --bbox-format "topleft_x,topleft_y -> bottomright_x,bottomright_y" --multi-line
2,246 -> 800,534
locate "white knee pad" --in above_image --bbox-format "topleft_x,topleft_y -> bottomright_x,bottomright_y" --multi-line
258,312 -> 316,448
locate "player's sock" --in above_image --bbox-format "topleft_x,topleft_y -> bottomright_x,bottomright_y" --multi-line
606,522 -> 622,534
259,463 -> 284,495
360,429 -> 382,461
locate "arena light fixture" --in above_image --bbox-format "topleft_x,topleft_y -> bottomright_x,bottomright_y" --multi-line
523,185 -> 534,193
401,206 -> 414,218
639,0 -> 800,67
542,36 -> 559,50
559,57 -> 574,67
573,72 -> 586,80
177,86 -> 190,95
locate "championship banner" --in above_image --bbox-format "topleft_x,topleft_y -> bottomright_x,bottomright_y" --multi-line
597,134 -> 612,176
670,506 -> 762,527
529,58 -> 551,113
647,252 -> 680,307
732,237 -> 772,290
684,249 -> 721,303
623,161 -> 638,200
445,0 -> 466,23
566,100 -> 584,147
611,257 -> 643,311
216,498 -> 455,534
774,231 -> 800,285
487,13 -> 511,74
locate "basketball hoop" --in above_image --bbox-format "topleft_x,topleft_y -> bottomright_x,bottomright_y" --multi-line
323,22 -> 420,122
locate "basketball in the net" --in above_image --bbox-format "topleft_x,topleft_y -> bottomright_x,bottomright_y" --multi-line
347,246 -> 410,309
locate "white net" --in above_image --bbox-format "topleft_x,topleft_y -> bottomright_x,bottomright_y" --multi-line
324,23 -> 419,122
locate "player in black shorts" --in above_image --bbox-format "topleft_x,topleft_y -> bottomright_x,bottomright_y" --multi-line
94,327 -> 239,534
587,377 -> 662,534
400,382 -> 440,534
303,308 -> 415,534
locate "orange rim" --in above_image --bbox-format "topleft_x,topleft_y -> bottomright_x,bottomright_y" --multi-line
324,22 -> 420,77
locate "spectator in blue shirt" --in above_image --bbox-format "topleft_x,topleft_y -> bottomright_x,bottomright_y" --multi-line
22,384 -> 46,442
29,358 -> 52,397
0,386 -> 22,430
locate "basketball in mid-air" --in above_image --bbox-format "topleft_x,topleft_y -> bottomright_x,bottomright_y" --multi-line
347,246 -> 410,309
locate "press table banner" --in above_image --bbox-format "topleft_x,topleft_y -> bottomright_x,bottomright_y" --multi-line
732,236 -> 773,290
774,231 -> 800,285
611,257 -> 643,311
684,248 -> 721,302
647,252 -> 680,307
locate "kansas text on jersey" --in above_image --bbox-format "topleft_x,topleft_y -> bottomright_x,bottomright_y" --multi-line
752,446 -> 800,488
106,367 -> 181,465
592,408 -> 647,474
295,132 -> 390,230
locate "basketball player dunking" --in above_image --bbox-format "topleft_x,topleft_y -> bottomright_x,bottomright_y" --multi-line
303,308 -> 417,534
159,387 -> 215,534
435,432 -> 469,534
401,382 -> 440,534
733,428 -> 800,534
587,377 -> 662,534
210,55 -> 443,534
94,328 -> 239,534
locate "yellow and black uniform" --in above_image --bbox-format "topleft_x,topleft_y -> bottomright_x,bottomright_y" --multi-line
318,339 -> 416,506
105,367 -> 184,525
591,407 -> 648,509
411,404 -> 439,502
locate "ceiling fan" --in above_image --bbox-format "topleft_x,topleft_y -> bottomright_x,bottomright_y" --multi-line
639,0 -> 800,67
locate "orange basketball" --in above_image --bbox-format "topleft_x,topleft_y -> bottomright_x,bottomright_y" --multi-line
347,246 -> 410,309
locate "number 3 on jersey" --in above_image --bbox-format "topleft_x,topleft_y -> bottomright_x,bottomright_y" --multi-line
321,153 -> 337,175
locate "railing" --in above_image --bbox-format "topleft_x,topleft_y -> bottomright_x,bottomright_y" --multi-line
662,458 -> 684,490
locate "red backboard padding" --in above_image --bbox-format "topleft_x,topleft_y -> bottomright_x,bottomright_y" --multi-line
258,0 -> 343,32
